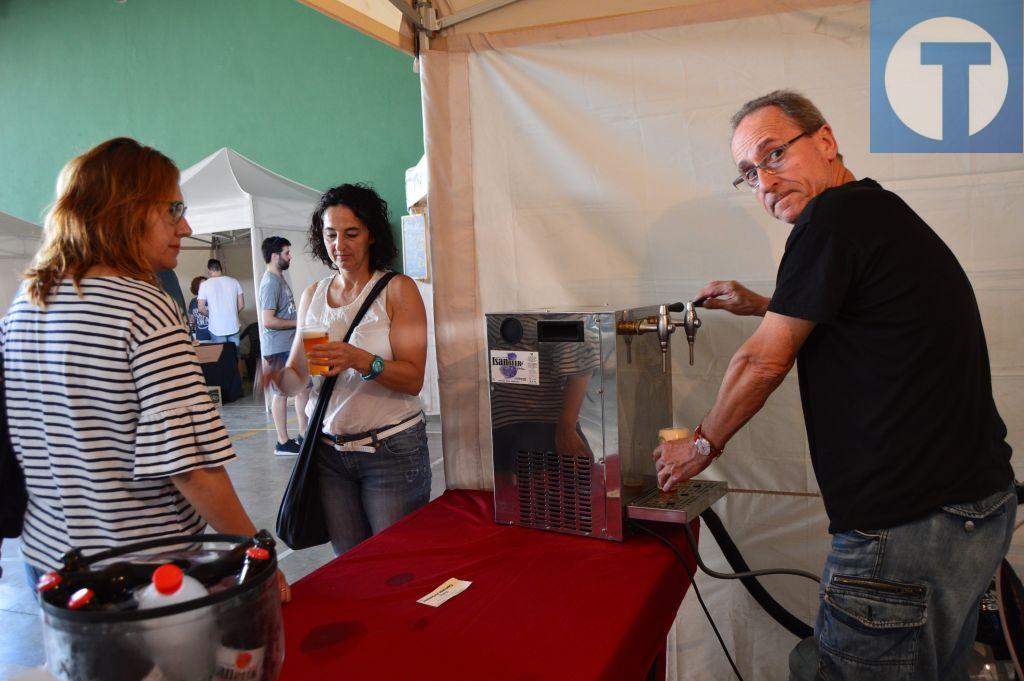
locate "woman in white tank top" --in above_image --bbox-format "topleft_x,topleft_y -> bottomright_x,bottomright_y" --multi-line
268,184 -> 430,556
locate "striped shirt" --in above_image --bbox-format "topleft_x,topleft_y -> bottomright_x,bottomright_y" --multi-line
1,277 -> 236,571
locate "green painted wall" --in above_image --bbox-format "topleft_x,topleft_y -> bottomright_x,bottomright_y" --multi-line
0,0 -> 423,258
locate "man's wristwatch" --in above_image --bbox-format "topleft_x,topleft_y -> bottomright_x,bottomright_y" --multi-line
693,424 -> 724,460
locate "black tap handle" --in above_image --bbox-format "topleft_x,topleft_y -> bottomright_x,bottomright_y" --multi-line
666,302 -> 685,312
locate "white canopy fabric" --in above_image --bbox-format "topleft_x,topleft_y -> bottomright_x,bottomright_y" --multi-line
420,2 -> 1024,680
309,0 -> 1024,678
180,148 -> 331,345
0,211 -> 41,311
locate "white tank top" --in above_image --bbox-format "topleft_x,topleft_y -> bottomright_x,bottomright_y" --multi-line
303,270 -> 422,435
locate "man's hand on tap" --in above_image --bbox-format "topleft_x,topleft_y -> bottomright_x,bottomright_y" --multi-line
694,280 -> 770,317
653,438 -> 713,492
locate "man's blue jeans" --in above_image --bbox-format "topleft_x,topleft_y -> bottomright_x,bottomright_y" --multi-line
316,419 -> 431,556
815,482 -> 1016,680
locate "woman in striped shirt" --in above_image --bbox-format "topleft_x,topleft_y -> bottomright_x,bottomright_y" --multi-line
1,138 -> 289,601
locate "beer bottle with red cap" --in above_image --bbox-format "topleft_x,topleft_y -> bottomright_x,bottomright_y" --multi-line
38,561 -> 164,610
211,545 -> 273,681
187,530 -> 274,588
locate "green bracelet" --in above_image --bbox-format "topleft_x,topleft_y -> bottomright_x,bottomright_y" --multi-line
360,355 -> 384,381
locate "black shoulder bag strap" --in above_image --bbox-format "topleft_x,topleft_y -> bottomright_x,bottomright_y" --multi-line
275,271 -> 398,550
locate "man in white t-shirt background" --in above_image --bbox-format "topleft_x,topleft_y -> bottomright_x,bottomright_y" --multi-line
197,258 -> 244,346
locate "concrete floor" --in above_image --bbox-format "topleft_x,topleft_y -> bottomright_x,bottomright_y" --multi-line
0,395 -> 446,678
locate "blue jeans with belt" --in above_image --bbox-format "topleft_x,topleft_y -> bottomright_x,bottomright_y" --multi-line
815,482 -> 1016,680
316,419 -> 431,556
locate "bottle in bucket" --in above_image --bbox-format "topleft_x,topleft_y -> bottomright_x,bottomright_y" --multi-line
301,324 -> 329,375
211,546 -> 272,681
138,564 -> 216,681
188,530 -> 274,591
38,561 -> 159,611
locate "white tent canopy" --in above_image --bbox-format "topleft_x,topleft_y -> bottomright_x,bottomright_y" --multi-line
0,211 -> 41,310
180,148 -> 331,346
304,1 -> 1024,678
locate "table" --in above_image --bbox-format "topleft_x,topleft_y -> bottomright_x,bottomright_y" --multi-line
195,342 -> 241,403
279,489 -> 697,681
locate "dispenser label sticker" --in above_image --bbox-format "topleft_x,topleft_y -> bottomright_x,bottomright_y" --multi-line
417,578 -> 473,607
489,350 -> 539,385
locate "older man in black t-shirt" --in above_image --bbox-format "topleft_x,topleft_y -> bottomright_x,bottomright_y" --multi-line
654,90 -> 1014,679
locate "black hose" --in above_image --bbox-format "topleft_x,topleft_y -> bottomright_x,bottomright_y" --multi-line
699,507 -> 814,640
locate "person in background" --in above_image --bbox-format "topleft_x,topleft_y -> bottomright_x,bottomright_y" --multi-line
156,269 -> 186,319
266,183 -> 430,556
258,236 -> 310,455
197,259 -> 243,347
188,276 -> 211,342
654,90 -> 1013,678
0,137 -> 289,601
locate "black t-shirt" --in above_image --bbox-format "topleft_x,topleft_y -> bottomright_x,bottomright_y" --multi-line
768,178 -> 1012,533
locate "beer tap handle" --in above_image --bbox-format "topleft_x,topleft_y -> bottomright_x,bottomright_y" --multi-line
666,301 -> 685,312
657,304 -> 672,374
683,301 -> 701,366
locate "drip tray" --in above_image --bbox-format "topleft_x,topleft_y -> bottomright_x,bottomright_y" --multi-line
626,479 -> 727,523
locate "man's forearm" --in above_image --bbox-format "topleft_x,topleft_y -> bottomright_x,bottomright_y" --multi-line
700,347 -> 790,448
263,316 -> 297,330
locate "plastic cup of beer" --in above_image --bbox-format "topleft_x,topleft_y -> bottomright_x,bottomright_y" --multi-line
658,427 -> 690,444
301,325 -> 329,376
657,427 -> 691,494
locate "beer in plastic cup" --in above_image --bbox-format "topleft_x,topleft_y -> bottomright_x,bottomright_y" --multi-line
301,326 -> 329,375
658,427 -> 690,443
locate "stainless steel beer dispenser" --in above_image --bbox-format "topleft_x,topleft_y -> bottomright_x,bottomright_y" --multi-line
486,305 -> 723,541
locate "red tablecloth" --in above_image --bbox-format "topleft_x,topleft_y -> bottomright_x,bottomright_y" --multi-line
279,489 -> 697,681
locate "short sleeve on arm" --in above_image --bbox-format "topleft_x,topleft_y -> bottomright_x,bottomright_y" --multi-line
234,279 -> 243,296
768,222 -> 858,323
197,280 -> 209,301
129,324 -> 236,479
258,276 -> 278,312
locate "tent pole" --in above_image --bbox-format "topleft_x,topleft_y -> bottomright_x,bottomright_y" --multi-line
437,0 -> 524,29
385,0 -> 426,29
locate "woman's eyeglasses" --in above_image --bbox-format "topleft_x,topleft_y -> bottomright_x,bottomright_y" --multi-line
166,201 -> 187,224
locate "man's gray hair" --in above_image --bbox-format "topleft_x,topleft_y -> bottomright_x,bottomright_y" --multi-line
730,90 -> 842,160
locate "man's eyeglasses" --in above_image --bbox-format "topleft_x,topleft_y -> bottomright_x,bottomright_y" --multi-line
166,201 -> 187,224
732,131 -> 811,190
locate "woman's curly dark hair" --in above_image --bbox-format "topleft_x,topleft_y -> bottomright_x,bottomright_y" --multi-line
308,183 -> 398,272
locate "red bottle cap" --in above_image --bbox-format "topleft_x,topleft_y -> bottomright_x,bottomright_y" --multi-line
36,571 -> 62,593
68,588 -> 94,610
245,547 -> 270,561
152,564 -> 184,595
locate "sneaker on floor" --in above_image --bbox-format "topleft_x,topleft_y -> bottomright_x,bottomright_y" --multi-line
294,434 -> 304,446
274,438 -> 301,455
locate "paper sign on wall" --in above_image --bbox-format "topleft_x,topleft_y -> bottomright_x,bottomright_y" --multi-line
489,350 -> 539,385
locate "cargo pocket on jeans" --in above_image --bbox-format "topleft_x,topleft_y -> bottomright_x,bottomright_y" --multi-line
818,575 -> 927,680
